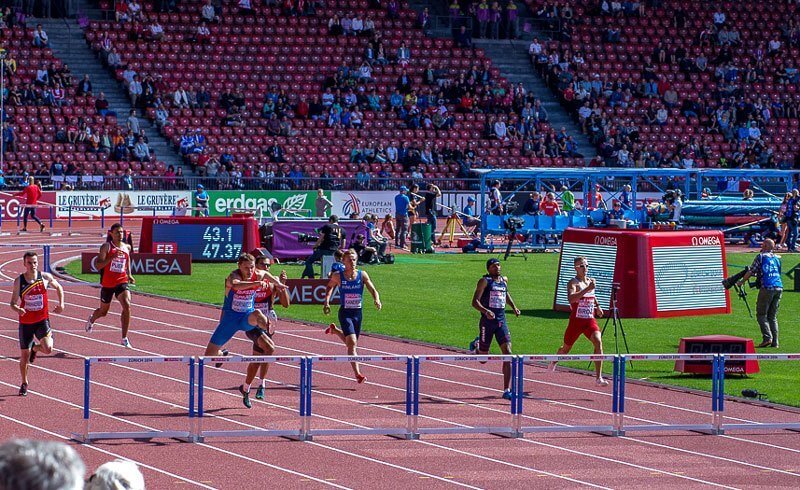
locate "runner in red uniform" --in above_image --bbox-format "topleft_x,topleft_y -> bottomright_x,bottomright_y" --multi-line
85,223 -> 136,348
9,251 -> 65,396
550,256 -> 609,386
13,177 -> 46,233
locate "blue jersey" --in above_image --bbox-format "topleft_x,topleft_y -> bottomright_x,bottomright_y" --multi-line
222,272 -> 258,316
479,275 -> 507,321
339,270 -> 364,310
331,262 -> 345,274
760,253 -> 783,289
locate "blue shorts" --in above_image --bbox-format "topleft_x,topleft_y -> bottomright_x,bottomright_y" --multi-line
209,311 -> 255,347
338,309 -> 363,338
478,316 -> 510,352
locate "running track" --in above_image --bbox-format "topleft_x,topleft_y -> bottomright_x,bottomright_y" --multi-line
0,221 -> 799,489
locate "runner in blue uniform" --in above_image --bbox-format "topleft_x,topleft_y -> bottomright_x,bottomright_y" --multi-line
244,256 -> 290,402
323,249 -> 382,383
203,253 -> 286,408
470,258 -> 520,400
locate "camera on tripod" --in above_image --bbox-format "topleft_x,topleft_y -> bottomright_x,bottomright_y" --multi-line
504,216 -> 525,233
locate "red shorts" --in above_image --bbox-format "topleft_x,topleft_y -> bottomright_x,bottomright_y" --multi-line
563,317 -> 600,346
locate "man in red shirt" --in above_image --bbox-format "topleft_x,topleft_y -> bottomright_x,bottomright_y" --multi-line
85,223 -> 136,348
540,192 -> 561,216
10,251 -> 65,396
13,177 -> 45,233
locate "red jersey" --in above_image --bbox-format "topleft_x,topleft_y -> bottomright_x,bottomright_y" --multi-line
16,185 -> 42,206
100,242 -> 130,288
19,272 -> 49,325
541,200 -> 560,216
254,282 -> 274,311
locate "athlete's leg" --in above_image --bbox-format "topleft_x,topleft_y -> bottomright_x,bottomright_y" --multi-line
325,322 -> 347,341
117,289 -> 132,338
204,341 -> 225,356
19,349 -> 30,385
589,331 -> 607,385
344,334 -> 365,382
245,334 -> 275,387
37,333 -> 53,356
499,342 -> 512,391
89,300 -> 112,322
549,341 -> 574,371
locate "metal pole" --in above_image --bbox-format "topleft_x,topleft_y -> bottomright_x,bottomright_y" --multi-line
1,50 -> 5,172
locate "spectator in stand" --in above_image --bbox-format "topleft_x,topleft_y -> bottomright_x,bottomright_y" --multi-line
148,19 -> 164,41
506,1 -> 518,39
201,0 -> 220,23
77,74 -> 92,96
196,21 -> 211,44
476,0 -> 489,38
540,192 -> 561,216
133,136 -> 150,162
33,24 -> 48,47
489,1 -> 502,39
396,42 -> 410,66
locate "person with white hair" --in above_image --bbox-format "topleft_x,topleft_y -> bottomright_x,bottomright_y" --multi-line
85,459 -> 145,490
0,439 -> 85,490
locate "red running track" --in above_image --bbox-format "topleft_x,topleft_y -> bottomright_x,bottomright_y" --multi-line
0,234 -> 799,489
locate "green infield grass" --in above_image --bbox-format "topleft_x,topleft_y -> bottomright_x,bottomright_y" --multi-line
65,252 -> 800,406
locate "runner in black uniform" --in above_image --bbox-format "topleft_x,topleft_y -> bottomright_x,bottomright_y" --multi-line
470,258 -> 520,400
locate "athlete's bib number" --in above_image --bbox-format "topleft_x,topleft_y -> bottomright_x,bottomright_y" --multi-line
343,293 -> 362,309
109,255 -> 126,273
489,289 -> 506,309
576,297 -> 595,319
232,292 -> 254,313
25,294 -> 44,311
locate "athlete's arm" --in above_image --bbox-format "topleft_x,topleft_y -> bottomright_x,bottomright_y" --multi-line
258,269 -> 287,290
594,295 -> 604,318
504,276 -> 521,317
471,278 -> 494,319
567,278 -> 594,303
275,270 -> 290,308
322,273 -> 341,315
228,270 -> 265,290
43,273 -> 65,313
9,276 -> 25,316
94,242 -> 113,270
361,271 -> 382,310
125,244 -> 135,284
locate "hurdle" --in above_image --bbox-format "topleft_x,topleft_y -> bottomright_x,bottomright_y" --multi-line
303,355 -> 416,440
197,355 -> 306,440
414,355 -> 522,438
716,354 -> 800,433
62,205 -> 107,235
617,354 -> 721,435
72,356 -> 196,443
518,354 -> 620,436
12,204 -> 56,231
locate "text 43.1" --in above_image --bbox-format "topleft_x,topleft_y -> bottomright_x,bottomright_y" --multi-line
202,226 -> 234,242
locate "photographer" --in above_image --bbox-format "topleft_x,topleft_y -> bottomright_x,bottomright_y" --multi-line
737,238 -> 782,348
301,215 -> 343,279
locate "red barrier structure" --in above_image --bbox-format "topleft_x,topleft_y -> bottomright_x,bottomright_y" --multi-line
554,228 -> 731,318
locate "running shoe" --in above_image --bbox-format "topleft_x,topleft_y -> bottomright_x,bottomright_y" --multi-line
355,374 -> 367,384
468,335 -> 480,354
121,337 -> 131,349
255,385 -> 265,400
502,390 -> 513,400
214,349 -> 229,368
239,385 -> 252,409
548,361 -> 557,372
325,323 -> 336,335
85,315 -> 94,333
596,377 -> 610,387
757,340 -> 772,348
40,224 -> 45,233
19,383 -> 28,396
28,348 -> 37,364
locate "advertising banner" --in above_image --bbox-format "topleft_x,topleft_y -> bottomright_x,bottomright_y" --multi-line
203,190 -> 325,218
271,219 -> 368,259
81,252 -> 192,275
331,191 -> 397,218
283,279 -> 340,305
0,191 -> 57,220
55,191 -> 192,218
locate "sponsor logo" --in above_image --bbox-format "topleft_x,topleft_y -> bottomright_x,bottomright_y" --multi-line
691,236 -> 721,246
81,253 -> 192,275
211,192 -> 311,216
56,191 -> 192,217
594,236 -> 617,246
284,279 -> 340,304
342,193 -> 362,217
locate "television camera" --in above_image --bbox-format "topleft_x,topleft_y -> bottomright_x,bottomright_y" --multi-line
292,232 -> 320,244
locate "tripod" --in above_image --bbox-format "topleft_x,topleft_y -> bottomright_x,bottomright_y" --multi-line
589,284 -> 632,368
439,213 -> 473,246
502,227 -> 528,261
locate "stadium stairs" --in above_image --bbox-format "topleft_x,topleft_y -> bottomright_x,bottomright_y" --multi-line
31,15 -> 187,175
408,0 -> 595,160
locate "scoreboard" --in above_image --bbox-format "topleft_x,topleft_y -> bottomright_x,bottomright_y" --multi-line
139,216 -> 261,262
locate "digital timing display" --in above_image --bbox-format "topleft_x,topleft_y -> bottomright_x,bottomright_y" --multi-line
152,223 -> 244,262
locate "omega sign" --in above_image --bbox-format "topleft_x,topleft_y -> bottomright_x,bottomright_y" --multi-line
81,253 -> 192,275
692,236 -> 721,246
284,279 -> 340,305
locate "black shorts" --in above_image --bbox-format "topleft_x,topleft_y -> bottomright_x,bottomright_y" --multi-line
100,283 -> 130,304
338,309 -> 363,338
245,327 -> 273,354
19,319 -> 51,350
477,316 -> 511,352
